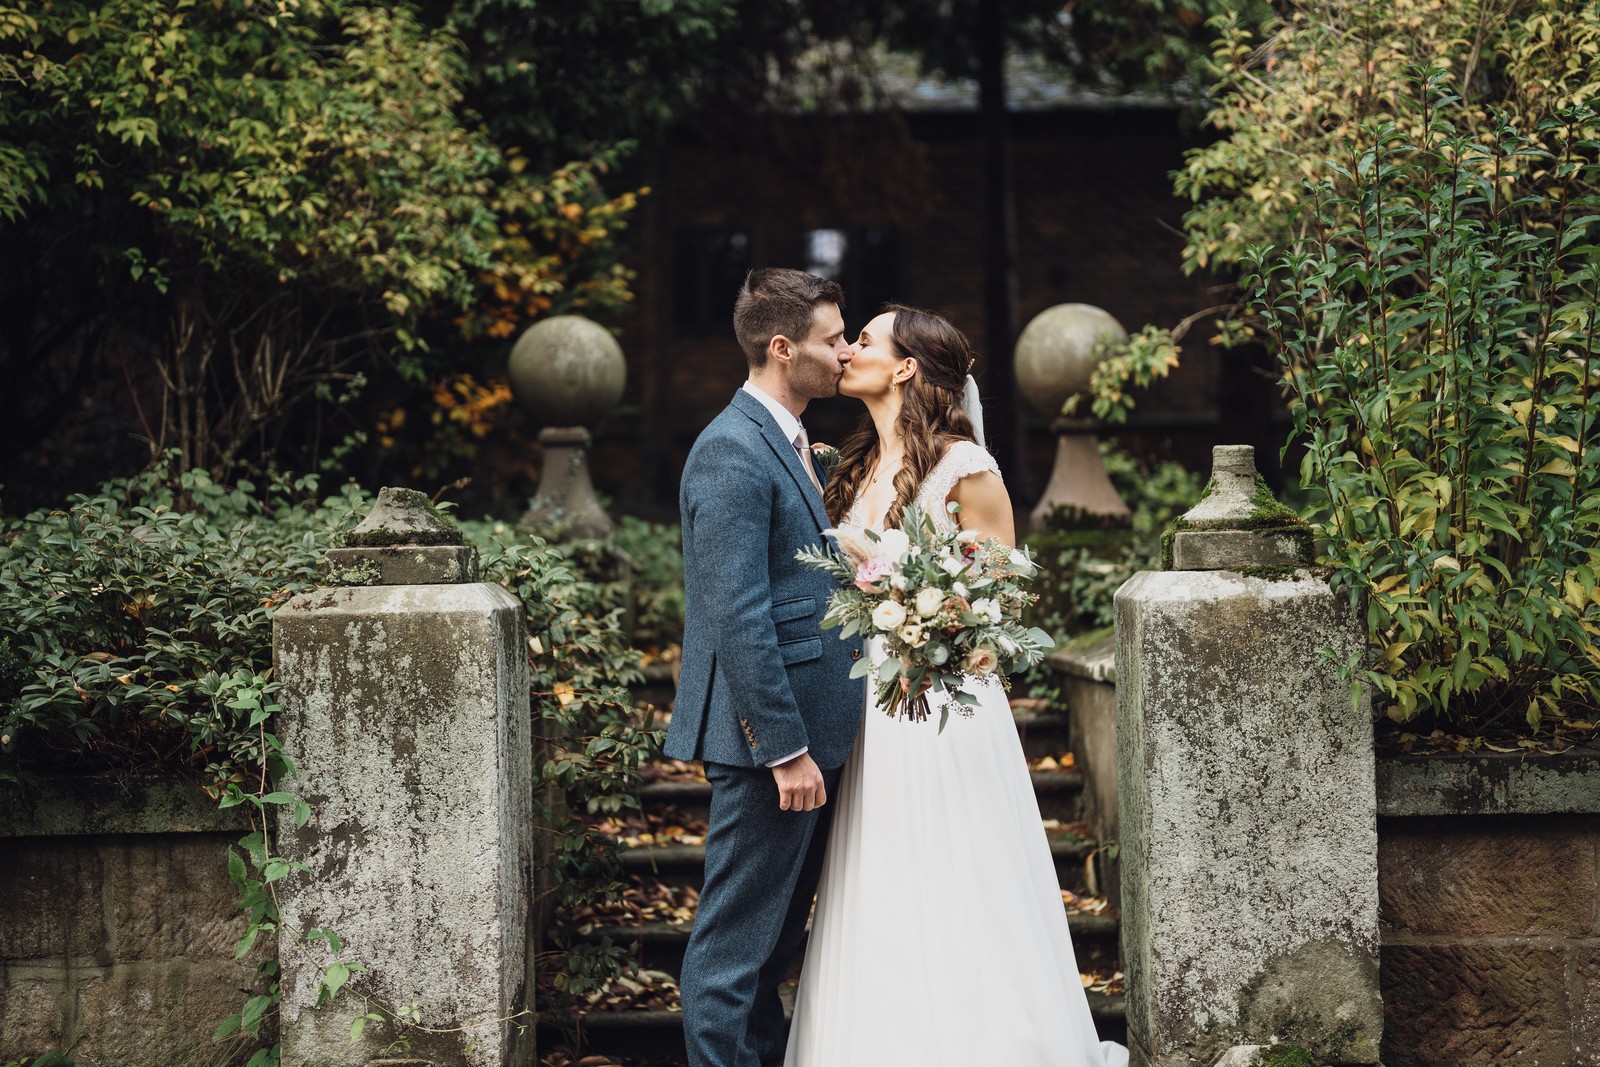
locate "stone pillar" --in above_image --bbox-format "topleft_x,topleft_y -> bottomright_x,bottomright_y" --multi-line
1014,303 -> 1133,529
1114,446 -> 1382,1067
507,314 -> 626,538
273,488 -> 534,1067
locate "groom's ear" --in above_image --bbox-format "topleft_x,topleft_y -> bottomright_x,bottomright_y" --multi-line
768,334 -> 795,365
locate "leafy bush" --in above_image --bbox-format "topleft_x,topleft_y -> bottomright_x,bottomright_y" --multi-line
460,519 -> 661,1005
1024,443 -> 1207,638
1247,80 -> 1600,728
1098,0 -> 1600,426
0,464 -> 369,789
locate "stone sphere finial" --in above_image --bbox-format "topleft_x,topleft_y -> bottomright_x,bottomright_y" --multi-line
1014,303 -> 1129,419
507,315 -> 626,428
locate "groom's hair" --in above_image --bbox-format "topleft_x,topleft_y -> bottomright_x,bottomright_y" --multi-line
733,268 -> 845,368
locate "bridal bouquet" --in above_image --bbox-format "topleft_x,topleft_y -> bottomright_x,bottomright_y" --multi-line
796,502 -> 1056,731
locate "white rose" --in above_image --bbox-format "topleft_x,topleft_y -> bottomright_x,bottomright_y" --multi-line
915,586 -> 944,617
872,599 -> 908,631
873,527 -> 911,564
897,622 -> 925,646
963,646 -> 999,675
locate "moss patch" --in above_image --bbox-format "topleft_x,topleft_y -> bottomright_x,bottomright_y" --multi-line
1249,474 -> 1307,527
1060,624 -> 1115,653
1259,1046 -> 1317,1067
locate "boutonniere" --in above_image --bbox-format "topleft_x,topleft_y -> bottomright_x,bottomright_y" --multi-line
812,443 -> 841,481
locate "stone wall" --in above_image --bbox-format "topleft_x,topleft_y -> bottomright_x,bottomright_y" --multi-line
0,778 -> 261,1066
1377,751 -> 1600,1067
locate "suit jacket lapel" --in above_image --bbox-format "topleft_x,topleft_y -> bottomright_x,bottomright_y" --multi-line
730,390 -> 831,533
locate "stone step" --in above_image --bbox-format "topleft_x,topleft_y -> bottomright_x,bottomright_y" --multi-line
556,908 -> 1121,978
540,991 -> 1126,1063
1013,708 -> 1074,759
618,828 -> 1101,895
637,767 -> 1086,824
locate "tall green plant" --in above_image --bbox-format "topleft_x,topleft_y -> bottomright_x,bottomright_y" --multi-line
1246,77 -> 1600,727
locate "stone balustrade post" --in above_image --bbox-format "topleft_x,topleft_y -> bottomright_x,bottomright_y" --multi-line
1014,303 -> 1134,529
273,488 -> 534,1066
1114,445 -> 1382,1067
508,314 -> 626,539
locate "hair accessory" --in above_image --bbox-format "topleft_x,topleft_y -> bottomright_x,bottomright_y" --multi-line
961,374 -> 986,447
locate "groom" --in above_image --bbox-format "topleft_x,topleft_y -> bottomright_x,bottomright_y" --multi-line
667,268 -> 866,1067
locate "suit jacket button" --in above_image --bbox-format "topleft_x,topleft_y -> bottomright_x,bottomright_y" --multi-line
850,648 -> 862,660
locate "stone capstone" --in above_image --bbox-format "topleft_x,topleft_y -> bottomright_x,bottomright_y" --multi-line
343,487 -> 463,548
329,487 -> 475,586
1166,446 -> 1312,571
1377,749 -> 1600,816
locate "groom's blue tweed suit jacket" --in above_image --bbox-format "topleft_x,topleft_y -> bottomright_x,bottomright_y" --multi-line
666,388 -> 863,770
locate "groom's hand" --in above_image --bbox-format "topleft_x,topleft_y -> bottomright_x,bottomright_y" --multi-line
772,752 -> 826,812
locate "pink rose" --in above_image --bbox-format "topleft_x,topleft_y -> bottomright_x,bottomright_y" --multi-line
854,558 -> 892,592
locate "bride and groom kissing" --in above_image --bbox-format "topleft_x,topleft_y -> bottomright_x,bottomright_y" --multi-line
667,268 -> 1121,1067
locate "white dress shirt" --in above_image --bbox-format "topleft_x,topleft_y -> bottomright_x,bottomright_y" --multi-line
742,380 -> 813,769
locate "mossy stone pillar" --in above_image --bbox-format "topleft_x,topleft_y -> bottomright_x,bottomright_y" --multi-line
1114,446 -> 1382,1067
273,488 -> 534,1066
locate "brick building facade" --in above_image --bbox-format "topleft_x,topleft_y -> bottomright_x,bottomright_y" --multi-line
591,100 -> 1285,516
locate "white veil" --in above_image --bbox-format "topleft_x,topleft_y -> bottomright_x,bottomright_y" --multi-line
961,374 -> 986,447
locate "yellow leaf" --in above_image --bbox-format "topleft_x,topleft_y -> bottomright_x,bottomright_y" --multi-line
553,681 -> 575,706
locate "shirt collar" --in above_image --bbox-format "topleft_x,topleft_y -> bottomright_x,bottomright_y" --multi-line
742,380 -> 804,444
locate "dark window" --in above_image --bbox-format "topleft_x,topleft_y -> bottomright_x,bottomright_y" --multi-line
802,227 -> 900,319
674,228 -> 753,337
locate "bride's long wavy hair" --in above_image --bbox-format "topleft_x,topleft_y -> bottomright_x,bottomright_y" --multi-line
823,304 -> 981,528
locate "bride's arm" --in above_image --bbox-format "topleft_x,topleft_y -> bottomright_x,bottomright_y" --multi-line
949,471 -> 1015,548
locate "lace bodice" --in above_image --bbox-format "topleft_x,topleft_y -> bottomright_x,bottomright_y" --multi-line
847,440 -> 1001,531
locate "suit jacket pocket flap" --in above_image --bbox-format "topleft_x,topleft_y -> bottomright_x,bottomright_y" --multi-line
771,595 -> 817,625
777,635 -> 823,665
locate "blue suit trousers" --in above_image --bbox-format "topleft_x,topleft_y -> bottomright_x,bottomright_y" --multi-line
679,760 -> 842,1067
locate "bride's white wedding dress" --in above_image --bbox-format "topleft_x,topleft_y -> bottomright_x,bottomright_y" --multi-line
785,441 -> 1122,1067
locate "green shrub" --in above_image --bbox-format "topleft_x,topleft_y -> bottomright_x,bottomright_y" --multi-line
0,464 -> 369,789
460,518 -> 660,1005
1248,78 -> 1600,728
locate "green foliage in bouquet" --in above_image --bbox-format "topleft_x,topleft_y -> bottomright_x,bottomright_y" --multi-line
1246,75 -> 1600,729
798,503 -> 1055,732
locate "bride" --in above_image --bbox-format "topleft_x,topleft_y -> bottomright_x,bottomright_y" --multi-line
786,304 -> 1121,1067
